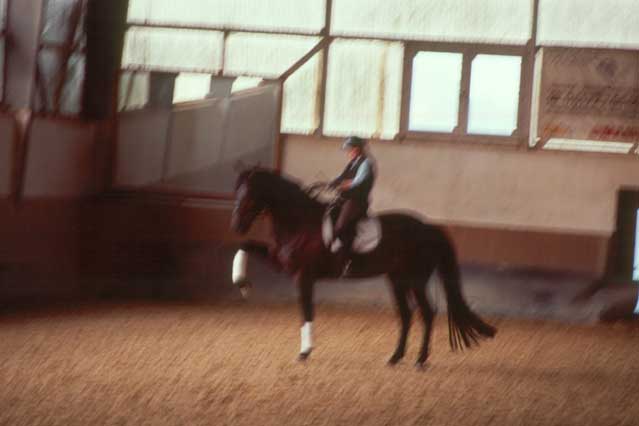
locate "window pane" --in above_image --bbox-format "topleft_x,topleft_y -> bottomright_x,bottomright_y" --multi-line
173,73 -> 211,103
0,0 -> 6,28
282,51 -> 322,134
224,33 -> 320,78
122,27 -> 224,73
118,71 -> 149,111
127,0 -> 325,34
35,50 -> 85,115
468,54 -> 521,136
42,0 -> 86,48
232,77 -> 263,93
324,39 -> 402,139
332,0 -> 532,45
538,0 -> 639,49
408,52 -> 462,133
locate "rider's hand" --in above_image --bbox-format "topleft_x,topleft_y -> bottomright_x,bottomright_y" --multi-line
339,180 -> 352,191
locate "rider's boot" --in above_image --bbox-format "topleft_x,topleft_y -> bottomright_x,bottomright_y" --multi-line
333,234 -> 355,277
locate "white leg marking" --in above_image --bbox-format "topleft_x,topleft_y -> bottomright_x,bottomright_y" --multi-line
232,250 -> 248,284
300,322 -> 313,353
634,287 -> 639,315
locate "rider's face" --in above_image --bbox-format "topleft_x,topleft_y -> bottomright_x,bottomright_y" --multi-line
347,147 -> 361,160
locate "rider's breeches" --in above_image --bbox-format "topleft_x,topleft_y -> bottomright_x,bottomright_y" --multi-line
334,199 -> 366,245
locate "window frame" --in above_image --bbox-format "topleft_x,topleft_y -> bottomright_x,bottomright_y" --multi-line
400,41 -> 530,146
0,0 -> 9,106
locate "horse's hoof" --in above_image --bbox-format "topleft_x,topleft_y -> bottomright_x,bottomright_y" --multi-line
237,282 -> 252,299
298,351 -> 311,362
387,353 -> 404,366
415,361 -> 428,371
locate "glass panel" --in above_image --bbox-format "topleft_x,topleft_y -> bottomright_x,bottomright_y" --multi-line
468,54 -> 521,136
36,49 -> 85,114
408,52 -> 462,133
282,51 -> 322,134
324,39 -> 403,139
538,0 -> 639,48
122,27 -> 224,73
173,73 -> 211,103
0,0 -> 6,28
232,77 -> 263,93
118,71 -> 150,111
42,0 -> 86,48
332,0 -> 532,45
127,0 -> 325,34
224,33 -> 320,78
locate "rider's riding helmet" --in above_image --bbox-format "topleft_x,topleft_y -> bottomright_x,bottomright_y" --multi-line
342,136 -> 366,150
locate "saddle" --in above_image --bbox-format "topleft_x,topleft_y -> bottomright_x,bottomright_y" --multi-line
321,210 -> 382,254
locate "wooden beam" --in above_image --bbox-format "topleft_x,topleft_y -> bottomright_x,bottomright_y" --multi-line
457,49 -> 472,135
521,0 -> 541,150
398,43 -> 414,139
10,110 -> 32,204
278,38 -> 328,82
315,0 -> 332,136
126,21 -> 321,37
274,81 -> 284,171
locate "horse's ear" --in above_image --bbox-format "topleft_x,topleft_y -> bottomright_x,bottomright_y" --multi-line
234,160 -> 247,173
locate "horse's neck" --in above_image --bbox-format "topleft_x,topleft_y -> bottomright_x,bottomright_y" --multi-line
268,198 -> 324,242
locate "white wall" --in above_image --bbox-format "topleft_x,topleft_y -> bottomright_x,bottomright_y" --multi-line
167,99 -> 227,179
116,108 -> 171,187
283,136 -> 639,235
115,84 -> 279,194
23,118 -> 97,197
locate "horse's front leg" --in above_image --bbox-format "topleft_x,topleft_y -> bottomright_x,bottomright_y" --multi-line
232,240 -> 281,298
296,271 -> 315,361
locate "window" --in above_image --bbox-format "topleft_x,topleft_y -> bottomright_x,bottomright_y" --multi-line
118,71 -> 149,111
173,73 -> 212,103
467,55 -> 522,136
121,0 -> 325,131
127,0 -> 325,34
405,45 -> 525,142
332,0 -> 532,45
409,52 -> 462,133
324,39 -> 403,139
538,0 -> 639,49
34,0 -> 88,116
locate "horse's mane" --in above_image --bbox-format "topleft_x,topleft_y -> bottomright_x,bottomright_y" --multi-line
240,168 -> 324,210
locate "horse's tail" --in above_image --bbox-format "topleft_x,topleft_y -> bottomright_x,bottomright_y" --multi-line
437,235 -> 496,351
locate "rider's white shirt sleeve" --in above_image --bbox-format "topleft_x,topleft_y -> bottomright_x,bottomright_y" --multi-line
351,159 -> 372,188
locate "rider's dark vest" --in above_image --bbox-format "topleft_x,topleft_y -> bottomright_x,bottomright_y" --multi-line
339,155 -> 375,205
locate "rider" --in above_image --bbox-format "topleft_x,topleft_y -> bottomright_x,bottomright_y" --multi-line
328,136 -> 376,270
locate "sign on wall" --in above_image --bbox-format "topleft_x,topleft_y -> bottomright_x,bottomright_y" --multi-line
538,48 -> 639,144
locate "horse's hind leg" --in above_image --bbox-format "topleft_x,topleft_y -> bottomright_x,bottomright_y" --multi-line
413,278 -> 435,368
388,274 -> 412,365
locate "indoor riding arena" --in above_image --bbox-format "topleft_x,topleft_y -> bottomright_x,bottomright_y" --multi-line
2,1 -> 639,425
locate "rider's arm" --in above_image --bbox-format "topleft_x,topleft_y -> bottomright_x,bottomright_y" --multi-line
329,164 -> 351,188
341,159 -> 372,194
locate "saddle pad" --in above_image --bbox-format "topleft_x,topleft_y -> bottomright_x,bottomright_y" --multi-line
322,213 -> 382,254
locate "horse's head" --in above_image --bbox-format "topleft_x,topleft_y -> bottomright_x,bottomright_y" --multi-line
231,167 -> 265,234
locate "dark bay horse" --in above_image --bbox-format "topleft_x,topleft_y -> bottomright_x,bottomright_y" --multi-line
231,168 -> 496,367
